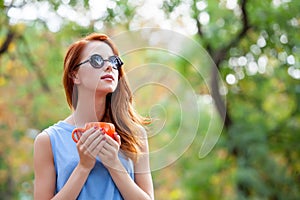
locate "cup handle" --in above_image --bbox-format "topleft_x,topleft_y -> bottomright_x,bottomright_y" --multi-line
72,128 -> 85,143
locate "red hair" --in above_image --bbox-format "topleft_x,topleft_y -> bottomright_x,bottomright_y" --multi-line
63,33 -> 149,161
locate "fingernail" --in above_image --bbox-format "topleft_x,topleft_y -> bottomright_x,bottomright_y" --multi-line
94,126 -> 98,129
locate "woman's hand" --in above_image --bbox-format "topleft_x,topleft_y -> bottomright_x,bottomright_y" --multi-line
97,133 -> 122,170
77,127 -> 106,170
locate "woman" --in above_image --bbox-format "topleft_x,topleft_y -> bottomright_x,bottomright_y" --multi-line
33,33 -> 154,199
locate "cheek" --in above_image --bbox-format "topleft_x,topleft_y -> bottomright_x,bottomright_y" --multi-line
114,79 -> 119,90
79,70 -> 101,86
115,70 -> 119,79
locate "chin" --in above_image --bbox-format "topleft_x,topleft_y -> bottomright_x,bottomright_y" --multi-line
96,86 -> 116,95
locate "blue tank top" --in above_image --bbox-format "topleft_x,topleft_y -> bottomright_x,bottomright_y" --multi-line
44,121 -> 134,200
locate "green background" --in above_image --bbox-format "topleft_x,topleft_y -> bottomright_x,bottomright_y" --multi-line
1,0 -> 300,199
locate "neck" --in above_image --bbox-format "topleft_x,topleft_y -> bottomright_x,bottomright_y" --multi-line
70,91 -> 107,127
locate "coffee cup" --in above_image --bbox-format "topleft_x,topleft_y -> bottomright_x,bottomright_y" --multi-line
72,122 -> 115,143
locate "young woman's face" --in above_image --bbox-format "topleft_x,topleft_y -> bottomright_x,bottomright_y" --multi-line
74,41 -> 119,95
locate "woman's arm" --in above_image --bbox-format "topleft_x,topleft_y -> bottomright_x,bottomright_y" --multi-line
132,131 -> 154,199
98,130 -> 154,200
34,128 -> 105,200
33,132 -> 56,199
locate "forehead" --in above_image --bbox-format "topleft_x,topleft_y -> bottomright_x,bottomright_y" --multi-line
82,41 -> 114,58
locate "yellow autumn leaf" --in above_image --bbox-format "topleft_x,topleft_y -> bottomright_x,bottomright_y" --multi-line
12,23 -> 26,33
170,189 -> 184,199
5,60 -> 14,72
8,42 -> 16,53
16,67 -> 29,77
0,76 -> 6,86
262,92 -> 296,122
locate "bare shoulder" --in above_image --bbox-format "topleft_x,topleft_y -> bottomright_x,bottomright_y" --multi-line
34,131 -> 50,148
34,131 -> 53,160
136,125 -> 149,153
135,124 -> 148,137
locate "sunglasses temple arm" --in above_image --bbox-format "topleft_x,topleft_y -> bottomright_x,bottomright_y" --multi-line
75,59 -> 90,68
117,57 -> 124,67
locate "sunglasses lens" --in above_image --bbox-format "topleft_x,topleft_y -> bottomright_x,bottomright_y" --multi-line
109,56 -> 120,69
90,55 -> 104,68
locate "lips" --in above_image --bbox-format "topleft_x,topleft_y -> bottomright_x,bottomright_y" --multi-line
100,74 -> 114,81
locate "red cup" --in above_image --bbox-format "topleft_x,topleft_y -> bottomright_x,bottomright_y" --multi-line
72,122 -> 115,143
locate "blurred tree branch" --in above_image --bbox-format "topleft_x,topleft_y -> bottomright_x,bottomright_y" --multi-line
0,30 -> 15,56
212,0 -> 250,66
1,2 -> 50,93
0,29 -> 51,92
193,0 -> 251,128
18,35 -> 51,93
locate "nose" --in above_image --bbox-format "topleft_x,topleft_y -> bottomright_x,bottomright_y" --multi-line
104,61 -> 113,72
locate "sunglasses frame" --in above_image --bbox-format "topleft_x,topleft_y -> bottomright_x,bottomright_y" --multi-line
75,54 -> 123,70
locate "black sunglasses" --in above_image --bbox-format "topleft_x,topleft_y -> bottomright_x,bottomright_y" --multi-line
75,54 -> 123,70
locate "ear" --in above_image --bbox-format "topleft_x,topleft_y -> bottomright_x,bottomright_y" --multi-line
70,71 -> 80,84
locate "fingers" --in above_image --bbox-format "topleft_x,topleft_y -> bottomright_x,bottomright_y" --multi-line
114,133 -> 121,146
78,127 -> 105,158
88,134 -> 106,157
100,133 -> 121,154
78,128 -> 122,159
79,127 -> 98,145
105,132 -> 121,146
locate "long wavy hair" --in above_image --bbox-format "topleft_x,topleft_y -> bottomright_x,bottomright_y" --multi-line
63,33 -> 149,161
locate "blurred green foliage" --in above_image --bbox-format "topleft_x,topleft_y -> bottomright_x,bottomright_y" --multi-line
0,0 -> 300,199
